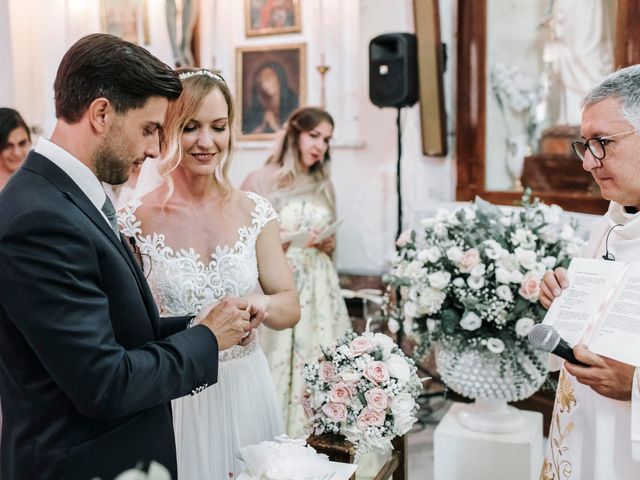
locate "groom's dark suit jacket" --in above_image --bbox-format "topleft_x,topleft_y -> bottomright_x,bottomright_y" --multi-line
0,152 -> 218,480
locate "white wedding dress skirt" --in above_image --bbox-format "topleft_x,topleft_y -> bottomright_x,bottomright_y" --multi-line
119,191 -> 285,479
173,340 -> 284,479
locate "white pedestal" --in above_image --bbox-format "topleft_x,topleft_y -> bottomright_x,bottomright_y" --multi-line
434,402 -> 543,480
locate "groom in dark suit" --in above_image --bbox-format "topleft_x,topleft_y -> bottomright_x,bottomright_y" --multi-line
0,34 -> 253,480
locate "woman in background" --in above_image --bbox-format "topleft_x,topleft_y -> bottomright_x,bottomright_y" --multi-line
0,108 -> 31,190
119,69 -> 299,479
241,106 -> 351,438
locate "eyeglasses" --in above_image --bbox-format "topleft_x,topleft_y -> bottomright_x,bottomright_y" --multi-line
571,130 -> 635,163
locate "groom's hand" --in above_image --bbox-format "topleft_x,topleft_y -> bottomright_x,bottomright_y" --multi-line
199,298 -> 251,350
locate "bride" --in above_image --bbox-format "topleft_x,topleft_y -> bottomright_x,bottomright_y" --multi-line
118,68 -> 300,479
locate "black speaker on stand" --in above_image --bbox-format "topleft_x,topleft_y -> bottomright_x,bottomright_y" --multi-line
369,31 -> 417,358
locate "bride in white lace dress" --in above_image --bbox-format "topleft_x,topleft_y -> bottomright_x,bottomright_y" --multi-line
118,69 -> 300,479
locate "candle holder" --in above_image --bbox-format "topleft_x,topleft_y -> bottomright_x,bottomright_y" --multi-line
316,54 -> 331,109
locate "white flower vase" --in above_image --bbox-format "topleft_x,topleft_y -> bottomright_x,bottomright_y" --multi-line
436,346 -> 547,434
505,134 -> 532,191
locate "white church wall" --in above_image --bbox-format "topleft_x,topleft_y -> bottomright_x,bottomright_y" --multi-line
0,0 -> 458,275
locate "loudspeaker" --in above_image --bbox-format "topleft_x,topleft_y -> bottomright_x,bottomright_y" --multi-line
369,33 -> 418,108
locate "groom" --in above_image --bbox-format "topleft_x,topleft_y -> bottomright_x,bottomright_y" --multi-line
0,34 -> 252,480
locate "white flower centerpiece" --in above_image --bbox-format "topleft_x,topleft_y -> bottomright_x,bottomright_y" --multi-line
386,192 -> 584,433
303,330 -> 423,460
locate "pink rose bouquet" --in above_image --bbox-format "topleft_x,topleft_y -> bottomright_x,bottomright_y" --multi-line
303,331 -> 422,459
385,191 -> 584,388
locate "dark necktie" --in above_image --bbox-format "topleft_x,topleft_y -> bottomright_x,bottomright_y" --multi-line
101,195 -> 119,236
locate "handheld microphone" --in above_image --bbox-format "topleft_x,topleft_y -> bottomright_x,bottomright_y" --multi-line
528,324 -> 589,367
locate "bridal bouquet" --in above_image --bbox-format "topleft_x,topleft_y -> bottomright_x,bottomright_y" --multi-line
302,331 -> 422,459
386,192 -> 584,385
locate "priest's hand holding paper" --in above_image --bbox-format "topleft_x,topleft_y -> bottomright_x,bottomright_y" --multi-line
538,259 -> 638,401
540,267 -> 570,309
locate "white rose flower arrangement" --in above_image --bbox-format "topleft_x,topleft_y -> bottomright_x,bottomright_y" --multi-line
384,191 -> 584,392
302,331 -> 423,459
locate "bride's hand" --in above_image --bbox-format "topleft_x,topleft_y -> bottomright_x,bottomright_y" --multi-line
235,294 -> 269,345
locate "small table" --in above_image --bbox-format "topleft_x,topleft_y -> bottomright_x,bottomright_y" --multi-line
434,403 -> 543,480
307,433 -> 406,480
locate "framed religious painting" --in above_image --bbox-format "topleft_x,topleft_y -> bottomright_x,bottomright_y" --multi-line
101,0 -> 150,44
236,44 -> 306,140
245,0 -> 302,37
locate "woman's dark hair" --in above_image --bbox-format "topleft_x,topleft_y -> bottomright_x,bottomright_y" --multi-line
54,33 -> 183,123
0,108 -> 30,149
245,61 -> 298,133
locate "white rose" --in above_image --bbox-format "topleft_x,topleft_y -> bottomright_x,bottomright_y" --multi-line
387,318 -> 400,334
446,246 -> 463,263
515,317 -> 535,337
496,285 -> 513,301
417,249 -> 431,262
433,223 -> 448,238
470,263 -> 486,278
483,239 -> 503,260
428,271 -> 451,290
404,261 -> 425,281
386,354 -> 411,384
390,392 -> 415,415
539,226 -> 559,243
453,277 -> 465,287
543,204 -> 563,224
426,246 -> 441,263
487,338 -> 505,354
340,367 -> 362,383
495,267 -> 512,284
459,311 -> 482,331
374,332 -> 395,360
511,228 -> 533,248
394,412 -> 417,436
497,253 -> 519,271
403,301 -> 418,318
509,269 -> 524,284
416,287 -> 446,315
514,247 -> 537,270
467,276 -> 485,290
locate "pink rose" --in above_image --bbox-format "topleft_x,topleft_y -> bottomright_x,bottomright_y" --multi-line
396,230 -> 411,247
350,336 -> 376,356
318,361 -> 336,382
329,382 -> 353,404
363,361 -> 390,384
519,271 -> 541,302
457,248 -> 481,273
364,388 -> 389,411
356,407 -> 386,430
301,392 -> 315,420
321,402 -> 347,422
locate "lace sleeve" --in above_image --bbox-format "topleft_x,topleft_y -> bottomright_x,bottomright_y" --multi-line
117,198 -> 144,239
245,191 -> 278,231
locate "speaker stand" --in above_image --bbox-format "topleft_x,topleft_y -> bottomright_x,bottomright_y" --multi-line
395,107 -> 403,242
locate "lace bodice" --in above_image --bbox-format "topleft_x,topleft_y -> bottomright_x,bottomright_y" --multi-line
118,191 -> 277,361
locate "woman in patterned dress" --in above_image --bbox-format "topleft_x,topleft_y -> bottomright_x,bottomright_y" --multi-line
241,107 -> 352,438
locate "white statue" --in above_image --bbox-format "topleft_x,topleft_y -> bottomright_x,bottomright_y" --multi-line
541,0 -> 615,125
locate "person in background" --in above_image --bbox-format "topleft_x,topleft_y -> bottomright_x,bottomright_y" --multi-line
0,108 -> 31,190
539,64 -> 640,479
119,68 -> 300,479
241,106 -> 351,438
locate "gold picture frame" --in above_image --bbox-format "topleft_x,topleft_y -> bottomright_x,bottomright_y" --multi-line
245,0 -> 302,37
236,43 -> 307,140
101,0 -> 150,45
413,0 -> 447,156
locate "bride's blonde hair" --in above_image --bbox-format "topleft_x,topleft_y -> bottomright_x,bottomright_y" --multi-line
266,107 -> 335,212
159,68 -> 236,200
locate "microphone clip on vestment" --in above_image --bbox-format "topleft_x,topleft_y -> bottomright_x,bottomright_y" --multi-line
602,223 -> 623,261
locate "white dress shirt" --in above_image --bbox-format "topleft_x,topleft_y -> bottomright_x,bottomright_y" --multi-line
34,137 -> 112,230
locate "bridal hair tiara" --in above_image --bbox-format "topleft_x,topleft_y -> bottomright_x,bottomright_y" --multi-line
178,70 -> 226,83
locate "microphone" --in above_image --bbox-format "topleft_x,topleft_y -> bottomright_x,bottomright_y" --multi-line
528,324 -> 589,367
602,223 -> 623,261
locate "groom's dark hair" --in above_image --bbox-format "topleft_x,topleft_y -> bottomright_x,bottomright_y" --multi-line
54,33 -> 182,123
